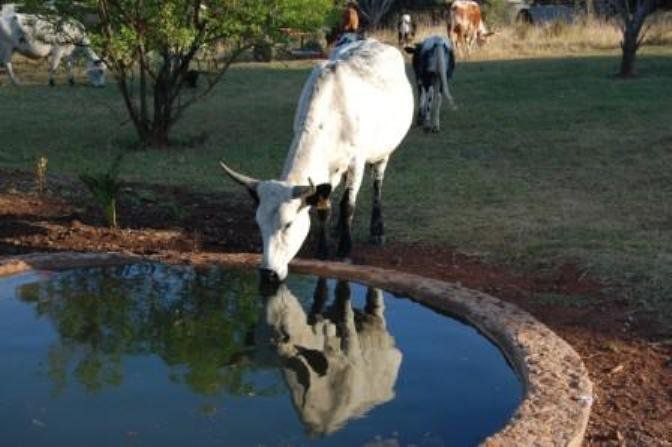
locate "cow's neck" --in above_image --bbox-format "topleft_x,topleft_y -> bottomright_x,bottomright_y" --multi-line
79,38 -> 99,62
282,69 -> 341,186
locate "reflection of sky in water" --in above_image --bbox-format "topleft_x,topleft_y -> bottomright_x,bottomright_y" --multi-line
0,263 -> 522,447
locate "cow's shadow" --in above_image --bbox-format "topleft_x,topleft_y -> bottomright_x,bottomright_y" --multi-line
255,278 -> 403,437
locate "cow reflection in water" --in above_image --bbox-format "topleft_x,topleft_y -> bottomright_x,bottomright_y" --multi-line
258,279 -> 403,436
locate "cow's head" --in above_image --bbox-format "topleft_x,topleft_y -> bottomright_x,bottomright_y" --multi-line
86,59 -> 106,87
220,161 -> 331,282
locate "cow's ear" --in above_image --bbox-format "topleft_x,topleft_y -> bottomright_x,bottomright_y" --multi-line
305,184 -> 332,210
404,46 -> 416,55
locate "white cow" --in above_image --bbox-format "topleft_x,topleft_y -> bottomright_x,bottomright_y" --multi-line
397,13 -> 415,46
259,280 -> 402,435
220,38 -> 414,281
0,12 -> 105,86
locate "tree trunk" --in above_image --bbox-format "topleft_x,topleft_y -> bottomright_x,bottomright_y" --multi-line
618,0 -> 658,78
619,26 -> 639,77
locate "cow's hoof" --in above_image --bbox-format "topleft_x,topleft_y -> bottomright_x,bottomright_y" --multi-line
369,235 -> 385,246
68,79 -> 75,86
48,79 -> 55,87
431,126 -> 440,133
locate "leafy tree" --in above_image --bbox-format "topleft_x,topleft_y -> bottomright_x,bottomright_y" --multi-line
25,0 -> 333,147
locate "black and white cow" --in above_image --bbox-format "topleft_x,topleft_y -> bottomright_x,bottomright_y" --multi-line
220,38 -> 414,281
405,36 -> 456,132
0,12 -> 106,86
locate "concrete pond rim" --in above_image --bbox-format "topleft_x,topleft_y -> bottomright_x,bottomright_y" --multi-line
0,251 -> 593,446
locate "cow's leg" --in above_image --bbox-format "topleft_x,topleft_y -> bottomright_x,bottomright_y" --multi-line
365,287 -> 385,319
334,280 -> 361,358
431,80 -> 443,133
337,164 -> 364,259
48,48 -> 64,87
416,85 -> 428,127
0,47 -> 19,85
369,158 -> 388,246
309,277 -> 329,324
315,201 -> 331,260
65,55 -> 75,86
423,86 -> 434,131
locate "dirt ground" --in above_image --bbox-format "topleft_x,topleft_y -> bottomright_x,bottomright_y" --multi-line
1,168 -> 670,446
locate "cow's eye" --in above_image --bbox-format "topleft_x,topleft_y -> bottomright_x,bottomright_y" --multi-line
284,222 -> 292,231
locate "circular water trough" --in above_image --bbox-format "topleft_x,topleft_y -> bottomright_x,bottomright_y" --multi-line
0,251 -> 593,446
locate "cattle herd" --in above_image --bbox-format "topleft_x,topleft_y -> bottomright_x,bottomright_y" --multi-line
0,1 -> 493,283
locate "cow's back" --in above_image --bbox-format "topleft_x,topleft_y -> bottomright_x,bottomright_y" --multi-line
325,39 -> 413,163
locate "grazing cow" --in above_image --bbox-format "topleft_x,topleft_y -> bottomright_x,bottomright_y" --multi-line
397,14 -> 416,46
0,13 -> 106,86
405,36 -> 456,132
257,280 -> 402,435
448,0 -> 493,55
220,38 -> 414,281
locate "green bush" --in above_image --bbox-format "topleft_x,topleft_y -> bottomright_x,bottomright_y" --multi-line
483,0 -> 514,28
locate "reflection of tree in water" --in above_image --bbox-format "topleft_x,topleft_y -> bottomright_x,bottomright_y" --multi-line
17,264 -> 278,396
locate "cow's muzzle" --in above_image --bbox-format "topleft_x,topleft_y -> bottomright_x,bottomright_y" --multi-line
259,268 -> 282,285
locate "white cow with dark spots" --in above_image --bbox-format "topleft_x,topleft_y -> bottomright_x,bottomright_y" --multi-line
220,38 -> 414,281
0,13 -> 106,86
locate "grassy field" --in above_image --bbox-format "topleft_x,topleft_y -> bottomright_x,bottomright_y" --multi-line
1,46 -> 671,326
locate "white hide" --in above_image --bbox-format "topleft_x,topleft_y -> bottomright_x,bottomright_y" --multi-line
262,283 -> 402,435
0,13 -> 105,86
249,38 -> 414,280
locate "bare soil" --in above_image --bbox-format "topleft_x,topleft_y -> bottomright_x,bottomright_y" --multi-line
1,168 -> 670,446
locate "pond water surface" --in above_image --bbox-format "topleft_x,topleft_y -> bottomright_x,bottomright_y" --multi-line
0,263 -> 522,447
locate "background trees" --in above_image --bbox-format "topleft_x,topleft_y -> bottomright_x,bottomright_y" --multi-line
25,0 -> 333,147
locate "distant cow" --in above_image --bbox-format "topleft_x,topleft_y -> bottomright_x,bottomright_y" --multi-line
397,14 -> 416,46
342,2 -> 359,33
448,0 -> 493,54
0,13 -> 106,86
257,280 -> 402,436
405,36 -> 456,132
326,2 -> 361,46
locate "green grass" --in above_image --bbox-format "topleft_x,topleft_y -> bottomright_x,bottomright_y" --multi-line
1,50 -> 672,327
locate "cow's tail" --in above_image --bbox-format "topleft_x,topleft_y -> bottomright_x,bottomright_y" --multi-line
437,44 -> 457,109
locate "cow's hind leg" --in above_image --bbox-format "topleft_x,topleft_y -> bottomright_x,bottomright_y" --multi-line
337,165 -> 364,259
65,55 -> 75,86
369,159 -> 388,246
431,80 -> 443,133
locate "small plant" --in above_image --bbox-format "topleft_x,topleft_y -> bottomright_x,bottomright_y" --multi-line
34,155 -> 48,194
79,156 -> 124,228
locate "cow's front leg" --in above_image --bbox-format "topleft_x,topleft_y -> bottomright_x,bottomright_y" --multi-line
48,49 -> 64,87
369,159 -> 388,246
316,203 -> 331,260
4,61 -> 19,85
0,48 -> 19,85
337,165 -> 364,259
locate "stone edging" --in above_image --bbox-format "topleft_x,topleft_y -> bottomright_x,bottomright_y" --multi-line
0,251 -> 593,446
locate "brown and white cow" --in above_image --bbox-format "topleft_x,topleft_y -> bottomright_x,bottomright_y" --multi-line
448,0 -> 493,55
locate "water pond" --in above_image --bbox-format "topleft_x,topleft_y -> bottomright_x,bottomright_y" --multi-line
0,263 -> 522,447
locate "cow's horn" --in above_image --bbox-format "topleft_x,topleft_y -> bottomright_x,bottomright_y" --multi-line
291,177 -> 317,199
219,160 -> 259,190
